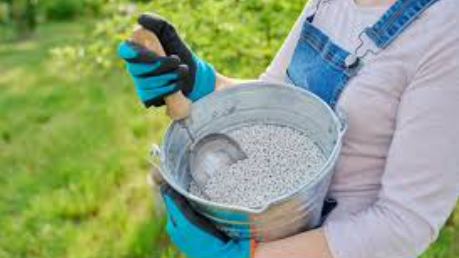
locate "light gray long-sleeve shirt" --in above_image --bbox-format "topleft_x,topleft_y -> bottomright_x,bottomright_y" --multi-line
260,0 -> 459,257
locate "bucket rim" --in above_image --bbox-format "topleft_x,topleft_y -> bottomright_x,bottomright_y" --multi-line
158,81 -> 346,214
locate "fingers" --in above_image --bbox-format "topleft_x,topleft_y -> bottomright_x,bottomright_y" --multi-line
133,65 -> 188,93
160,184 -> 231,243
117,41 -> 138,59
138,83 -> 179,108
174,64 -> 191,94
133,66 -> 187,108
138,13 -> 176,46
118,41 -> 157,63
134,73 -> 179,89
118,41 -> 181,65
137,13 -> 194,66
119,40 -> 183,77
119,14 -> 197,108
135,56 -> 182,77
137,83 -> 178,100
126,62 -> 162,77
118,41 -> 190,108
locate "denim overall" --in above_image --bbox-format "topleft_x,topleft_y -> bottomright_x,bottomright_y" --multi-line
287,0 -> 440,109
287,0 -> 441,220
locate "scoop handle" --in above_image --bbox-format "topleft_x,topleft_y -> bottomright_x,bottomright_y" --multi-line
131,26 -> 192,120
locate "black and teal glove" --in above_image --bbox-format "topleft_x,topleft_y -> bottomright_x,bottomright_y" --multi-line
118,13 -> 216,108
118,41 -> 187,107
160,184 -> 256,258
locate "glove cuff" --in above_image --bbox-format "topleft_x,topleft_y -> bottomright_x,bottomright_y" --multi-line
186,55 -> 216,102
140,87 -> 181,108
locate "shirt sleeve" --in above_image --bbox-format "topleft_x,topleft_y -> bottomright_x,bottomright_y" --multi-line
323,36 -> 459,258
258,1 -> 315,83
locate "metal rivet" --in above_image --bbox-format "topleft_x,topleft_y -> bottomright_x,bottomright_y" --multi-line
344,54 -> 359,68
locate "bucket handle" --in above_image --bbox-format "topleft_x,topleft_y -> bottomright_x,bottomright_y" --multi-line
148,143 -> 165,185
336,108 -> 348,137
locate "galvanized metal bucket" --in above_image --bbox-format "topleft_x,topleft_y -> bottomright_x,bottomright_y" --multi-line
152,81 -> 346,242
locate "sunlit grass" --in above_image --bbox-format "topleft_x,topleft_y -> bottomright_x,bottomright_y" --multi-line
0,22 -> 176,258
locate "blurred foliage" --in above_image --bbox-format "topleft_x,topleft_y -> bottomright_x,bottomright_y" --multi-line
39,0 -> 84,21
0,21 -> 178,258
0,2 -> 8,24
39,0 -> 105,21
1,0 -> 37,38
0,0 -> 104,40
51,0 -> 304,78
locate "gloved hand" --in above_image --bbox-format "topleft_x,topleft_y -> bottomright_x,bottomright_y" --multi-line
160,184 -> 256,258
118,41 -> 187,107
118,13 -> 216,107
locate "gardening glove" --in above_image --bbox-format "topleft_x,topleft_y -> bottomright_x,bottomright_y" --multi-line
160,184 -> 256,258
117,41 -> 189,107
137,13 -> 216,102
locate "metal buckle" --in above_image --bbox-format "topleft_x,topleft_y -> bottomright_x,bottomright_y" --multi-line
355,30 -> 381,60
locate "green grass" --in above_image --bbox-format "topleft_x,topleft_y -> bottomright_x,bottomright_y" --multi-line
0,22 -> 179,258
0,22 -> 457,258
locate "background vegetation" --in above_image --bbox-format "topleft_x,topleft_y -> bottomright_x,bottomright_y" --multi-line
0,1 -> 457,258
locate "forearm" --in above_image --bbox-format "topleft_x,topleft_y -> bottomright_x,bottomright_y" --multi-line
255,229 -> 333,258
215,73 -> 255,91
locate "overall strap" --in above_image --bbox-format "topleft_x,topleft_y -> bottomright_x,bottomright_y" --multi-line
364,0 -> 440,49
307,0 -> 333,22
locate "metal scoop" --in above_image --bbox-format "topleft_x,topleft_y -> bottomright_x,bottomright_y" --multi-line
189,133 -> 247,188
132,27 -> 247,189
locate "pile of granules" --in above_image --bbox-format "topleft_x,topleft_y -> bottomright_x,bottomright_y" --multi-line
189,124 -> 326,208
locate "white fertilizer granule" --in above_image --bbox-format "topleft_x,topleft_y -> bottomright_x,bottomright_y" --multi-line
189,124 -> 326,209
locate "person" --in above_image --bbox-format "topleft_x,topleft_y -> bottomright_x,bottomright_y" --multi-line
117,0 -> 459,257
